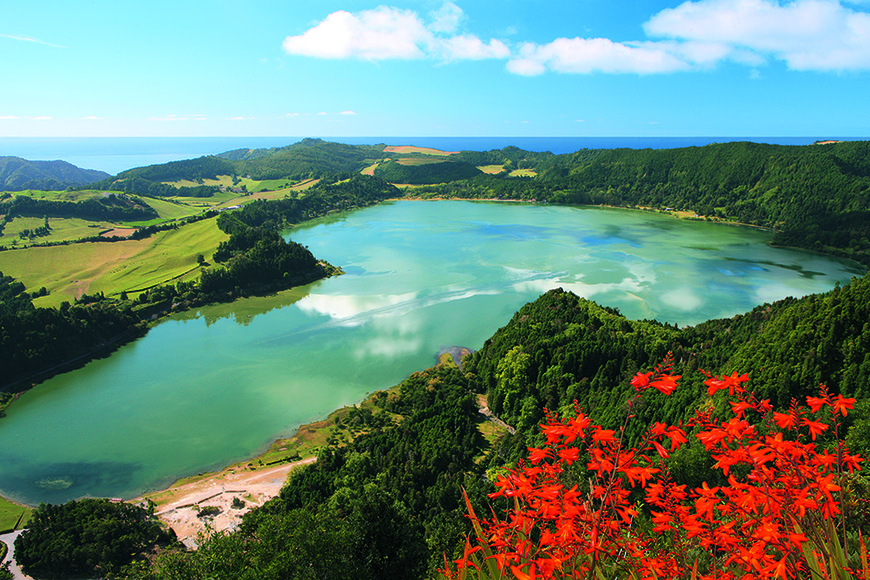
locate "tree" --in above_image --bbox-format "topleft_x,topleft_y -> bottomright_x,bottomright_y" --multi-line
14,499 -> 176,579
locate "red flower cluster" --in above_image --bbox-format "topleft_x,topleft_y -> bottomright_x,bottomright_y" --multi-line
445,355 -> 866,580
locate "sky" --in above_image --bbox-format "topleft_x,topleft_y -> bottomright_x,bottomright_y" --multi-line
2,0 -> 869,138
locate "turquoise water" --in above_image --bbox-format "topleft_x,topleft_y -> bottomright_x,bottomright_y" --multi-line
0,201 -> 862,504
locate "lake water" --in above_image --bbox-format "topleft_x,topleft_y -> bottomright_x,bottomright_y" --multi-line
0,201 -> 862,504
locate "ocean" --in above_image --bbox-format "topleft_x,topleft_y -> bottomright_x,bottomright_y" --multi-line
0,135 -> 859,176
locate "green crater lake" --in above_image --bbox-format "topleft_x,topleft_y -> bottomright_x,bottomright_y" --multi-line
0,201 -> 863,504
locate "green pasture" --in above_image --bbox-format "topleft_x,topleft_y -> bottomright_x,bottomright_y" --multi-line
0,189 -> 108,202
395,157 -> 447,166
509,168 -> 537,177
139,197 -> 206,221
165,175 -> 236,188
0,496 -> 30,532
0,216 -> 118,248
0,218 -> 227,307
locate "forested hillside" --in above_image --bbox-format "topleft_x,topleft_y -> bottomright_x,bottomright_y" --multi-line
466,273 -> 870,463
220,138 -> 387,179
0,157 -> 109,191
373,158 -> 482,184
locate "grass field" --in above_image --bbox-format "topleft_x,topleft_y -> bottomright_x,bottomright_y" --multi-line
383,145 -> 456,156
509,168 -> 537,177
0,218 -> 228,306
395,157 -> 448,166
0,216 -> 118,248
0,496 -> 30,532
0,189 -> 109,202
164,175 -> 305,195
139,196 -> 207,221
478,165 -> 505,174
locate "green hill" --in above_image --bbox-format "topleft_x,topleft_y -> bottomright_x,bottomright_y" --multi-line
0,157 -> 109,191
219,138 -> 387,179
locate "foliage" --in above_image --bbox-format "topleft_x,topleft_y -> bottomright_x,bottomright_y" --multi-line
250,363 -> 489,572
444,359 -> 867,580
13,499 -> 175,579
200,228 -> 322,296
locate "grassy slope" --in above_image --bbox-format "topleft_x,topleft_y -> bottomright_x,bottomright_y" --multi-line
0,496 -> 30,532
0,216 -> 116,248
1,189 -> 109,201
0,219 -> 227,306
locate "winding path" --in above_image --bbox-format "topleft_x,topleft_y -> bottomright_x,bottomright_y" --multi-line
0,530 -> 32,580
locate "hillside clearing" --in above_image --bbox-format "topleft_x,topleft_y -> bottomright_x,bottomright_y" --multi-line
383,145 -> 456,156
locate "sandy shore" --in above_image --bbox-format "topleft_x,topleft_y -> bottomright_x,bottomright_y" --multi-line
138,457 -> 315,548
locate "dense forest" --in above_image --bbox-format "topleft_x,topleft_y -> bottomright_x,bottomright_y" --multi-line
13,499 -> 174,578
0,157 -> 109,191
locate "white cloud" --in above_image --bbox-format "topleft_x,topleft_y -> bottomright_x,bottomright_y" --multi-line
32,116 -> 52,121
645,0 -> 870,71
340,110 -> 357,115
507,37 -> 690,75
0,33 -> 65,48
440,35 -> 510,60
282,0 -> 870,74
282,7 -> 430,60
282,3 -> 508,62
0,115 -> 21,120
227,116 -> 256,121
429,1 -> 465,33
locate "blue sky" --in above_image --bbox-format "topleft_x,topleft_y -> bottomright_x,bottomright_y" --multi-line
2,0 -> 869,137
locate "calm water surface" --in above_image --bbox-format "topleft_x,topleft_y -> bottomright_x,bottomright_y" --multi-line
0,201 -> 862,504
